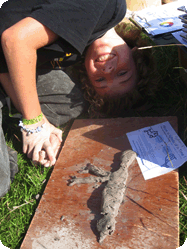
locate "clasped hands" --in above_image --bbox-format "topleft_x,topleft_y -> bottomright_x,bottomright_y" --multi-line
21,116 -> 62,167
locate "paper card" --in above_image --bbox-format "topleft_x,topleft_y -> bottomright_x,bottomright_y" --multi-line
129,0 -> 186,36
126,121 -> 187,180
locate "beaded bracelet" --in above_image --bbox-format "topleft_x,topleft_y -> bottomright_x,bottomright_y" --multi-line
18,120 -> 46,136
22,113 -> 43,125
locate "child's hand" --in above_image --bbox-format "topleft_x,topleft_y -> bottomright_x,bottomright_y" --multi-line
21,116 -> 62,166
38,133 -> 62,167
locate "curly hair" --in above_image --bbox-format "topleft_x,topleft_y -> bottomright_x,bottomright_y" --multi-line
75,22 -> 161,118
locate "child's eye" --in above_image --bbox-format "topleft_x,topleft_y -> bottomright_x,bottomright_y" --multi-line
118,71 -> 127,76
95,77 -> 105,82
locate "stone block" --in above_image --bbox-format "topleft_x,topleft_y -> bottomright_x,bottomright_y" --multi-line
21,117 -> 179,249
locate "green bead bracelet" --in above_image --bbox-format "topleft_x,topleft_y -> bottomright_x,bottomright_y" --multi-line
22,113 -> 43,125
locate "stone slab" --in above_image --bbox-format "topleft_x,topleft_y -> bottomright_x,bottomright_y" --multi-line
21,117 -> 179,249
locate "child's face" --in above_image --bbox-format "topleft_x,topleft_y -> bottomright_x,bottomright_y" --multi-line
84,30 -> 137,97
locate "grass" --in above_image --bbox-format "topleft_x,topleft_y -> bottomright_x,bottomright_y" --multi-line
0,110 -> 70,249
0,43 -> 187,248
0,156 -> 51,248
0,118 -> 53,248
179,173 -> 187,244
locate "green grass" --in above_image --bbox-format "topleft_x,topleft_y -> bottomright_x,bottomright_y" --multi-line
0,156 -> 52,248
1,44 -> 187,248
0,110 -> 68,249
179,171 -> 187,244
0,120 -> 53,248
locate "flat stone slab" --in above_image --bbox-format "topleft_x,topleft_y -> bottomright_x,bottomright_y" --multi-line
21,117 -> 179,249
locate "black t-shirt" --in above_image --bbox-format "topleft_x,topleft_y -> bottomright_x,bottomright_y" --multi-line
0,0 -> 126,72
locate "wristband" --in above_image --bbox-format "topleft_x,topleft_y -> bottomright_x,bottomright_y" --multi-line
22,113 -> 43,125
18,120 -> 46,136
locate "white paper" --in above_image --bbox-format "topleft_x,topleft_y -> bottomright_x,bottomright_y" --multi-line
126,121 -> 187,180
0,1 -> 8,8
130,0 -> 186,36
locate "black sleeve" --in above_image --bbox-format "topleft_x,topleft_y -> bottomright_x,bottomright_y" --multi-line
29,0 -> 111,54
0,0 -> 126,72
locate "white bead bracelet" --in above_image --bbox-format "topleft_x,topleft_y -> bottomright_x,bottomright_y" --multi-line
18,120 -> 46,136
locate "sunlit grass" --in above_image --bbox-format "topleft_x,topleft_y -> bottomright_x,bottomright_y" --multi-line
0,151 -> 52,248
0,110 -> 66,249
